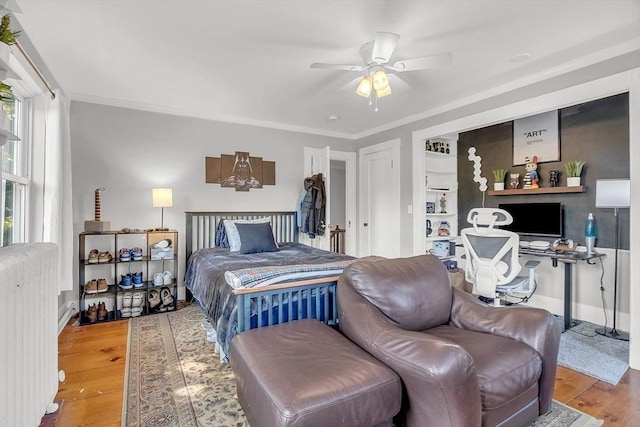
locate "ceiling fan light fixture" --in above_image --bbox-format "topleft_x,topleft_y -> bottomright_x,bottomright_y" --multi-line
372,69 -> 389,91
356,75 -> 373,97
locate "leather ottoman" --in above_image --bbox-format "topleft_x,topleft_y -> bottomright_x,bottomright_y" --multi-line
230,318 -> 401,427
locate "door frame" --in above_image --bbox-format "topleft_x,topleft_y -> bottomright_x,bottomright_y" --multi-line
330,150 -> 357,256
358,139 -> 401,257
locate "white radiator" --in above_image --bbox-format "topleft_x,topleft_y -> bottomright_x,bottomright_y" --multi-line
0,243 -> 59,427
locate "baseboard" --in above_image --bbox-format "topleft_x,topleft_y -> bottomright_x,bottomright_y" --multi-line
58,301 -> 77,335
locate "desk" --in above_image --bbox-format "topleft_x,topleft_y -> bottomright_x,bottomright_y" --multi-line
518,248 -> 605,331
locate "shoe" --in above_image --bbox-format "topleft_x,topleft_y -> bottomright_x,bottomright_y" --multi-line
86,303 -> 97,323
162,271 -> 173,285
120,274 -> 133,289
160,287 -> 175,310
131,247 -> 143,261
97,278 -> 108,293
119,248 -> 131,262
87,249 -> 99,264
84,279 -> 98,294
120,307 -> 132,318
153,239 -> 172,249
97,302 -> 108,321
153,272 -> 163,286
131,307 -> 143,317
148,290 -> 161,309
98,251 -> 112,263
132,292 -> 144,307
123,292 -> 133,308
132,272 -> 144,287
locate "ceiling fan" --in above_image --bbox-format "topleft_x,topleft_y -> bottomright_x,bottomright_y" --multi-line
311,32 -> 452,110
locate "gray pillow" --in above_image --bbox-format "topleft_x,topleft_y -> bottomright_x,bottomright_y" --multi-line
235,222 -> 279,254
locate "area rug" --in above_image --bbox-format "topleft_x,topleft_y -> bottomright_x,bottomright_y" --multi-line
558,320 -> 629,385
123,304 -> 603,427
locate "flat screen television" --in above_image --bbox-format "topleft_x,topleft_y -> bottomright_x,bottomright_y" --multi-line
498,202 -> 563,238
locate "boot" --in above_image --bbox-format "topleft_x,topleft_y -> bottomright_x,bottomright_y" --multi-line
86,303 -> 97,323
97,301 -> 107,321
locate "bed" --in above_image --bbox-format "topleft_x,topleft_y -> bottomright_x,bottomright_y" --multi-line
184,211 -> 356,361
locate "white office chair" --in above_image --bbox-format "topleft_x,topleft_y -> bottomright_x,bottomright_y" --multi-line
461,208 -> 539,306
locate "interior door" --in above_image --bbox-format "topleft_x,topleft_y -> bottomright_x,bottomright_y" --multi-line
359,140 -> 400,257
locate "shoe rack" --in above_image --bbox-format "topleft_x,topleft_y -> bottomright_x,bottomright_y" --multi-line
78,229 -> 178,325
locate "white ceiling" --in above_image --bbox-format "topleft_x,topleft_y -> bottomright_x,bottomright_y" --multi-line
12,0 -> 640,139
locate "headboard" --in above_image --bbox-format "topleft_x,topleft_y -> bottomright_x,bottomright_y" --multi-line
184,211 -> 298,260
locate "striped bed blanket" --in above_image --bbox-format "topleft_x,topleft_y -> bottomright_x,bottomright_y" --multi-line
224,259 -> 357,290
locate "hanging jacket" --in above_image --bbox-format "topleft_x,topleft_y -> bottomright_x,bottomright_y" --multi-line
300,173 -> 326,238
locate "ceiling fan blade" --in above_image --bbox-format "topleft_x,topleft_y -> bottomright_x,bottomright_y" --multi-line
371,32 -> 400,63
390,52 -> 453,72
310,63 -> 364,71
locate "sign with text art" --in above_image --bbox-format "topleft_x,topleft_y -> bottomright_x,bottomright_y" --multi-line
205,151 -> 276,191
512,110 -> 560,166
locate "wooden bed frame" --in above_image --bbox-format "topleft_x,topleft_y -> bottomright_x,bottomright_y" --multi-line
184,211 -> 340,332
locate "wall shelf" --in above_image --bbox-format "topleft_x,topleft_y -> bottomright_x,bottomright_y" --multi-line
487,186 -> 586,196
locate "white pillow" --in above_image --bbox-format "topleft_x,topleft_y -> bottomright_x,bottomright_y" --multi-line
223,217 -> 272,252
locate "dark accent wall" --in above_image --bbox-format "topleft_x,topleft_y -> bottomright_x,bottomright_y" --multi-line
457,93 -> 629,249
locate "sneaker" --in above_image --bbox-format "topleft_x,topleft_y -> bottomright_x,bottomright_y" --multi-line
120,274 -> 133,289
160,287 -> 175,310
162,271 -> 173,285
132,272 -> 144,287
98,251 -> 113,263
97,278 -> 108,293
148,290 -> 161,310
131,247 -> 143,261
119,248 -> 131,262
131,307 -> 143,317
153,239 -> 172,249
132,292 -> 144,307
153,272 -> 163,286
121,307 -> 132,318
86,303 -> 97,323
87,249 -> 100,264
84,279 -> 98,294
123,292 -> 133,308
97,302 -> 108,321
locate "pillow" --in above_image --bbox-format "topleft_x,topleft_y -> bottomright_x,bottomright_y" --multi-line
215,219 -> 229,248
235,222 -> 279,254
224,217 -> 272,252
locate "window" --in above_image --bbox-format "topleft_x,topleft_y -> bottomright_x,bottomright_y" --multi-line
1,96 -> 27,246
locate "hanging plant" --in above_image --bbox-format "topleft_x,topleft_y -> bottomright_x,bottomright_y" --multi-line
0,14 -> 20,46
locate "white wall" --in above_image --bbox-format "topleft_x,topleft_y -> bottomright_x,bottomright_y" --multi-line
67,101 -> 353,302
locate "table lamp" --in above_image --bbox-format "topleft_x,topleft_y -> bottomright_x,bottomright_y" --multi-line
594,178 -> 630,341
152,188 -> 173,231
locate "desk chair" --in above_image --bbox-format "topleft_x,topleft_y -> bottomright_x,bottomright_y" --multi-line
461,208 -> 539,306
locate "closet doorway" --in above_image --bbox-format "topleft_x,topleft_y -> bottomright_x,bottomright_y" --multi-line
302,147 -> 357,256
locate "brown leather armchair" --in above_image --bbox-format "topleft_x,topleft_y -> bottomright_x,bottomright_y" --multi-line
337,254 -> 561,427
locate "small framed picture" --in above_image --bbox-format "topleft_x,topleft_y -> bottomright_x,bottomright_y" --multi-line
432,240 -> 450,258
426,202 -> 436,213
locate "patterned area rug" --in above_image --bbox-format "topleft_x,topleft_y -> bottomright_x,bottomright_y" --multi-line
123,304 -> 602,427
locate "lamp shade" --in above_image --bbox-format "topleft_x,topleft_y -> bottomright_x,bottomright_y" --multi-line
356,75 -> 372,97
152,188 -> 173,208
595,179 -> 630,208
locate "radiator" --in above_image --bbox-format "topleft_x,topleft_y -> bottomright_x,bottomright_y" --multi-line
0,243 -> 59,427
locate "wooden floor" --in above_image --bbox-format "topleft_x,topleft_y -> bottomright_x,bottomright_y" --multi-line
50,316 -> 640,427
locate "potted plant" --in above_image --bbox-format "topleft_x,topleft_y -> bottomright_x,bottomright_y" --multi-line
492,169 -> 508,191
0,14 -> 20,71
564,161 -> 585,187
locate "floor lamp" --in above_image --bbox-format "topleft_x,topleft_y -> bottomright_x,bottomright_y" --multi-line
152,188 -> 173,231
594,178 -> 630,341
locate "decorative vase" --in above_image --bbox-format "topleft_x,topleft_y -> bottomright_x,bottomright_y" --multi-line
494,182 -> 505,191
567,177 -> 581,187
